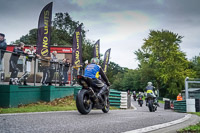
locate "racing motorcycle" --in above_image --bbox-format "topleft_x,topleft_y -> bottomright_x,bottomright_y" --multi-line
146,94 -> 157,112
138,97 -> 143,107
76,75 -> 110,115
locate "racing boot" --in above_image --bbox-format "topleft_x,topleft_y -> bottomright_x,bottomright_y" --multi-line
97,85 -> 108,103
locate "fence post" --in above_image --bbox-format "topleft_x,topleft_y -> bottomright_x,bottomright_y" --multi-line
33,58 -> 37,86
185,77 -> 189,99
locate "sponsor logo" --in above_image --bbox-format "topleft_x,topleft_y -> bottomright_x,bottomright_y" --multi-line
41,10 -> 50,56
41,48 -> 48,56
104,51 -> 109,72
75,31 -> 80,65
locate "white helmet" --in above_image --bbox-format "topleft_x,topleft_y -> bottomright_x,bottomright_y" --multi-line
90,58 -> 99,64
148,82 -> 152,86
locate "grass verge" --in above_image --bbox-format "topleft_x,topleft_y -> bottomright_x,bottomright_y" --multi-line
0,96 -> 118,114
177,112 -> 200,133
158,100 -> 165,104
0,96 -> 77,114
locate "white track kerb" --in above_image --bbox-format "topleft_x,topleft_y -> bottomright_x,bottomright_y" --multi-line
123,114 -> 191,133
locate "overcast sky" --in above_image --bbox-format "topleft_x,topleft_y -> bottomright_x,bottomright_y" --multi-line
1,0 -> 200,69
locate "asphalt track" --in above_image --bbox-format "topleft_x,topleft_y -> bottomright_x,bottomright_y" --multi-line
0,98 -> 198,133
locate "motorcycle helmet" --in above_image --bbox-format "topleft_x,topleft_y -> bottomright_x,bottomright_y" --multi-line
90,57 -> 99,64
147,82 -> 152,86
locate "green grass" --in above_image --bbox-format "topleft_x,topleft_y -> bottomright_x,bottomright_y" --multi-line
0,96 -> 119,114
0,96 -> 77,114
177,112 -> 200,133
158,100 -> 165,104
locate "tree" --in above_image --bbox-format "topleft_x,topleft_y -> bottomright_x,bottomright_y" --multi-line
190,55 -> 200,78
15,12 -> 87,46
135,30 -> 195,98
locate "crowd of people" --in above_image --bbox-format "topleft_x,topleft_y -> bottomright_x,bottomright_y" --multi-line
0,33 -> 71,86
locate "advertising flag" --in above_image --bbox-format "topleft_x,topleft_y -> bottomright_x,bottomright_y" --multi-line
93,40 -> 100,59
72,25 -> 82,66
36,2 -> 53,57
103,48 -> 111,73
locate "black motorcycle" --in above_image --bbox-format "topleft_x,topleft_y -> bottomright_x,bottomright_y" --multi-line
138,97 -> 143,107
76,75 -> 110,115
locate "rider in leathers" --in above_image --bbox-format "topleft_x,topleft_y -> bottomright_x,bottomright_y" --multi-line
84,58 -> 110,102
145,82 -> 159,106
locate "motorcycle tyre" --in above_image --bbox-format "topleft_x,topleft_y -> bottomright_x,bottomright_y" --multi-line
148,100 -> 154,112
76,89 -> 92,115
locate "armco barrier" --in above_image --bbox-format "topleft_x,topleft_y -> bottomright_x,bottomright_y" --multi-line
0,85 -> 81,108
174,100 -> 186,113
74,88 -> 128,109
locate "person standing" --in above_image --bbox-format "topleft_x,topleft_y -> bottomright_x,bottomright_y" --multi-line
21,46 -> 35,85
9,42 -> 25,85
63,58 -> 70,85
177,93 -> 183,101
0,33 -> 7,69
39,55 -> 51,86
49,51 -> 58,85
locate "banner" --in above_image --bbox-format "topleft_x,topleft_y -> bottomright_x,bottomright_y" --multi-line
36,2 -> 53,57
103,48 -> 111,73
72,25 -> 82,66
93,40 -> 100,59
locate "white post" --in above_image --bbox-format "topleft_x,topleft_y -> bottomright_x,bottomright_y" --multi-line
185,77 -> 189,99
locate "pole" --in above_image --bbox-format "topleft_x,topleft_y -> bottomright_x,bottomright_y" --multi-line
33,58 -> 37,86
55,62 -> 57,86
185,77 -> 189,99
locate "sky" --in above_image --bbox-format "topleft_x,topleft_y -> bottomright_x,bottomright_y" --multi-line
1,0 -> 200,69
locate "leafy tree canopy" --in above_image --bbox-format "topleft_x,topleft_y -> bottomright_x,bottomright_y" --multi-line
135,30 -> 195,97
15,12 -> 86,46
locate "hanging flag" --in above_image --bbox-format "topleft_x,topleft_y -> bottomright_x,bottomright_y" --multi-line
103,48 -> 111,73
72,25 -> 82,66
93,40 -> 100,59
36,2 -> 53,57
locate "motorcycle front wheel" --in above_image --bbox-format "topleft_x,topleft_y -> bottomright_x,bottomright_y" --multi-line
102,96 -> 110,113
76,89 -> 92,115
140,102 -> 142,107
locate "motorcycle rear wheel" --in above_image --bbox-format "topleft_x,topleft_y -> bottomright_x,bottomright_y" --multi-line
148,100 -> 153,112
76,89 -> 92,115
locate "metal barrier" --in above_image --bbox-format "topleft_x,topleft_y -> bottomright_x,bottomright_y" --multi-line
0,49 -> 74,86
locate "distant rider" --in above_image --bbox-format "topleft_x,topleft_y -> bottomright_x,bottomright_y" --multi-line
137,92 -> 143,99
145,82 -> 159,106
84,58 -> 110,102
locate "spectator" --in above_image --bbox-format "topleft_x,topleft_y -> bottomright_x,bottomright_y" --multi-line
177,93 -> 183,101
21,46 -> 36,85
49,51 -> 58,85
40,56 -> 51,86
63,58 -> 70,85
9,42 -> 25,85
0,33 -> 7,69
